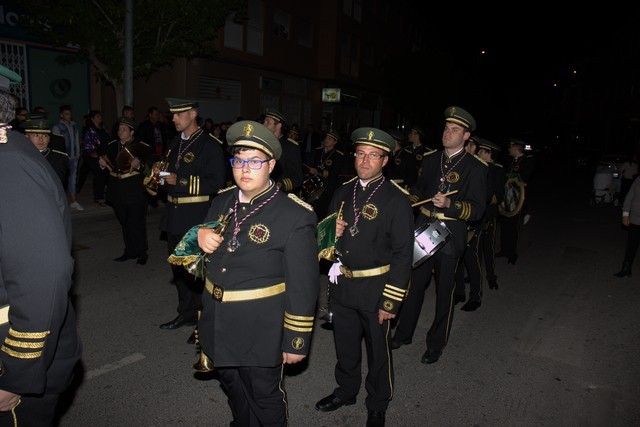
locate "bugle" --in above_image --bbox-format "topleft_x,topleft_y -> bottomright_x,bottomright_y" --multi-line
143,149 -> 172,195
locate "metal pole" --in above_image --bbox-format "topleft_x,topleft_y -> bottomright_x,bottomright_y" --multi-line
124,0 -> 133,107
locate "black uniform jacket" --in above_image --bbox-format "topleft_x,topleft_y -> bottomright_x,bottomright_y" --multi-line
274,136 -> 303,192
485,162 -> 506,221
397,145 -> 436,189
508,154 -> 535,184
410,149 -> 487,258
0,130 -> 81,394
105,138 -> 150,204
199,183 -> 319,367
42,148 -> 69,187
312,147 -> 345,195
160,129 -> 226,235
329,175 -> 414,315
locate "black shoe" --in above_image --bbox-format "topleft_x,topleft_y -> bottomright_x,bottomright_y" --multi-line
489,281 -> 499,290
114,254 -> 135,262
507,255 -> 518,265
614,262 -> 632,278
495,251 -> 507,258
461,300 -> 481,312
421,349 -> 443,365
187,329 -> 196,344
366,410 -> 386,427
136,254 -> 148,265
315,394 -> 356,412
159,315 -> 197,330
453,294 -> 465,305
390,337 -> 412,350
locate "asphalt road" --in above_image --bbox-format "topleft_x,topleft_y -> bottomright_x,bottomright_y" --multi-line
58,168 -> 640,426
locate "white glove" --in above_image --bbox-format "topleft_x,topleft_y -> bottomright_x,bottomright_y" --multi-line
328,260 -> 343,284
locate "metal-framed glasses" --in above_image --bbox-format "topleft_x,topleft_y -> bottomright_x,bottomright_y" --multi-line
354,151 -> 386,161
229,157 -> 268,170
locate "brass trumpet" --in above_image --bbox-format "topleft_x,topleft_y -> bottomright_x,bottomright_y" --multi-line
185,208 -> 234,278
191,208 -> 234,372
143,148 -> 172,196
192,312 -> 215,372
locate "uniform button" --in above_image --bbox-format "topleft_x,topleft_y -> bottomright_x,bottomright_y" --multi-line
221,268 -> 227,273
242,206 -> 246,211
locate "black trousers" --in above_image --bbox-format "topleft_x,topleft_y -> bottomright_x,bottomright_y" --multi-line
455,231 -> 482,302
167,233 -> 203,320
112,199 -> 147,258
77,154 -> 107,201
217,365 -> 287,427
623,223 -> 640,266
332,301 -> 393,412
481,219 -> 498,283
499,212 -> 522,260
0,393 -> 60,427
394,250 -> 458,353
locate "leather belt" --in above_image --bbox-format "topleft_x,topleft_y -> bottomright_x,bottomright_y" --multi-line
110,171 -> 140,179
420,207 -> 455,221
205,279 -> 286,303
0,305 -> 9,325
339,264 -> 390,279
167,195 -> 210,205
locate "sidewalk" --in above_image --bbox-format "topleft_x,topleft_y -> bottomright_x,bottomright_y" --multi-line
68,175 -> 165,219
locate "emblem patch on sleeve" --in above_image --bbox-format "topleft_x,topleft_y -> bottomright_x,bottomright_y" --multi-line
292,337 -> 305,350
383,300 -> 394,311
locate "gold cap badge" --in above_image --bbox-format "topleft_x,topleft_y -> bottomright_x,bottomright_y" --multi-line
243,123 -> 254,137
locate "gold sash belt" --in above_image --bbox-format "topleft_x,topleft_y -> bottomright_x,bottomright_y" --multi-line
205,279 -> 286,303
0,305 -> 9,325
339,264 -> 390,279
167,195 -> 210,205
110,171 -> 140,179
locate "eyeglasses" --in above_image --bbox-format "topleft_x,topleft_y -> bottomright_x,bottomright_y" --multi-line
229,158 -> 269,170
354,151 -> 386,161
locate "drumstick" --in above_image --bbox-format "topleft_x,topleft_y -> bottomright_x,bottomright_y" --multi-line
411,190 -> 459,208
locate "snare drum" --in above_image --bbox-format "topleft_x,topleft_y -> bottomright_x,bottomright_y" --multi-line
413,220 -> 451,268
300,175 -> 325,203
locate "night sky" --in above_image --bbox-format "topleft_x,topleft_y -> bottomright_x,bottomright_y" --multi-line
404,6 -> 640,154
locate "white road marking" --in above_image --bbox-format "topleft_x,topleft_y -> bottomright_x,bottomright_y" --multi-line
85,353 -> 146,380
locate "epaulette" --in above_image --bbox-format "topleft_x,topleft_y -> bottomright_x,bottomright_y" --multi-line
108,139 -> 118,146
217,185 -> 236,194
390,179 -> 409,195
287,138 -> 299,146
493,162 -> 503,168
288,193 -> 313,212
424,149 -> 437,156
525,154 -> 534,159
52,132 -> 64,138
336,150 -> 344,155
139,141 -> 150,147
212,135 -> 224,145
402,147 -> 412,153
342,176 -> 358,185
52,149 -> 69,157
315,147 -> 323,151
473,153 -> 488,166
